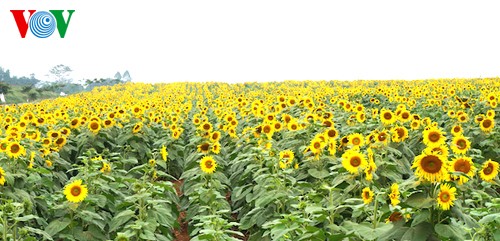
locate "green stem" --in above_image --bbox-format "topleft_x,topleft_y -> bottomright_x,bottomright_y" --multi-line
430,182 -> 435,224
12,223 -> 16,241
328,189 -> 335,225
3,215 -> 8,241
373,194 -> 379,229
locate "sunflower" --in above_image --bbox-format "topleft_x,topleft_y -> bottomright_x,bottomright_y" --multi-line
100,162 -> 111,173
342,150 -> 367,174
355,112 -> 366,123
325,127 -> 339,140
200,156 -> 217,174
412,151 -> 448,183
474,114 -> 485,124
265,113 -> 276,123
60,127 -> 71,136
389,183 -> 400,206
54,136 -> 67,148
211,142 -> 221,154
450,125 -> 463,136
309,137 -> 324,157
262,123 -> 274,140
479,118 -> 495,133
7,141 -> 26,159
479,159 -> 499,182
422,127 -> 446,147
328,141 -> 337,156
279,150 -> 294,164
279,160 -> 288,169
63,179 -> 88,203
410,120 -> 420,130
391,126 -> 409,143
88,120 -> 101,134
287,120 -> 299,131
132,122 -> 143,134
322,119 -> 333,127
45,160 -> 53,167
450,156 -> 476,185
197,142 -> 211,154
172,129 -> 182,139
103,119 -> 115,128
436,183 -> 456,211
210,131 -> 221,142
425,145 -> 449,158
364,148 -> 377,181
161,145 -> 168,161
399,110 -> 411,122
450,135 -> 470,155
380,109 -> 396,125
131,105 -> 143,116
281,114 -> 292,124
486,109 -> 495,119
375,130 -> 390,146
70,118 -> 80,129
0,167 -> 6,186
273,121 -> 283,132
362,187 -> 374,204
28,130 -> 41,142
148,159 -> 156,167
48,130 -> 60,139
348,133 -> 365,148
200,122 -> 213,132
385,212 -> 404,223
457,113 -> 468,123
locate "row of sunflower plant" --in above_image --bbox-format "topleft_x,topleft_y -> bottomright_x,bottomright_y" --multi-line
0,79 -> 498,240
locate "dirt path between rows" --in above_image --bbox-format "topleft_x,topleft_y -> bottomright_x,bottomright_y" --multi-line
173,179 -> 189,241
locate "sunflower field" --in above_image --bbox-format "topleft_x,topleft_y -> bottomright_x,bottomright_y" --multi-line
0,79 -> 499,241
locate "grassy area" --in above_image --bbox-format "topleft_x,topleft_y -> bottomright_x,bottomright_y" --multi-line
2,85 -> 60,104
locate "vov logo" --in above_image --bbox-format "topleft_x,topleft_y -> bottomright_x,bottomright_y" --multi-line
11,10 -> 75,38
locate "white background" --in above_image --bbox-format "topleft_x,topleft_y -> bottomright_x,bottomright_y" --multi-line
1,0 -> 500,83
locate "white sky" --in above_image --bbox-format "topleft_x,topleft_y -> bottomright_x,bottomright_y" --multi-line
1,0 -> 500,83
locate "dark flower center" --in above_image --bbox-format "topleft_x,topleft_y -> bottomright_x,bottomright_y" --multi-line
421,155 -> 442,173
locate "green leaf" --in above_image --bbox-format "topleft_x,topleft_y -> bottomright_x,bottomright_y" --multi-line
305,205 -> 324,214
79,211 -> 106,230
109,209 -> 136,232
411,210 -> 430,227
330,174 -> 350,188
15,214 -> 38,222
255,191 -> 285,207
435,224 -> 466,240
25,226 -> 53,241
79,210 -> 104,221
377,220 -> 407,241
45,218 -> 71,236
405,192 -> 434,208
232,184 -> 252,202
308,168 -> 330,179
153,207 -> 174,228
240,207 -> 264,230
343,221 -> 392,240
140,230 -> 157,240
478,213 -> 500,224
401,222 -> 433,241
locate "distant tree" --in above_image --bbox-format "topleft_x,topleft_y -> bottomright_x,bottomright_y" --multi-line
28,91 -> 38,101
114,72 -> 122,80
22,85 -> 33,93
0,82 -> 10,94
122,70 -> 131,82
47,64 -> 73,83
